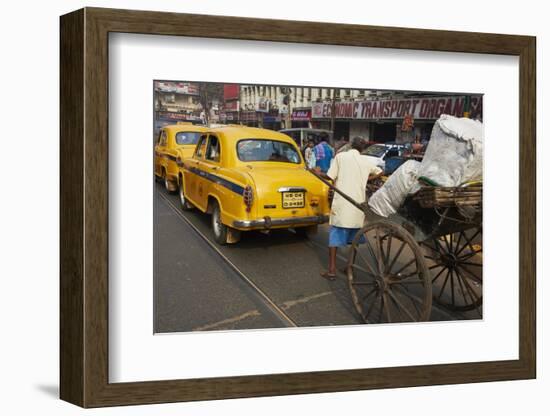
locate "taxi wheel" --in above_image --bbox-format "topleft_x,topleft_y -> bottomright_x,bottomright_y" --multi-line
164,171 -> 176,193
211,202 -> 228,245
179,178 -> 194,211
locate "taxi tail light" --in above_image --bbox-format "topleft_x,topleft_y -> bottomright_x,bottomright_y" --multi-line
309,197 -> 320,207
243,185 -> 254,212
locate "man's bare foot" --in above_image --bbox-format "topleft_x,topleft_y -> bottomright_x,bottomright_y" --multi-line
320,271 -> 337,281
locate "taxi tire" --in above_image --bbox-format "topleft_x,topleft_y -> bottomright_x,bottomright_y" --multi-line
211,202 -> 228,245
179,178 -> 194,211
162,169 -> 176,193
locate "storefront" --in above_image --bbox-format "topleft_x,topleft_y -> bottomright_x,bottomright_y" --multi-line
219,111 -> 239,124
154,110 -> 203,136
240,111 -> 260,127
311,94 -> 483,143
262,111 -> 282,131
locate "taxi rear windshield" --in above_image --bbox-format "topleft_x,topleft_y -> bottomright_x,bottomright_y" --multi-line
237,139 -> 301,164
175,131 -> 201,145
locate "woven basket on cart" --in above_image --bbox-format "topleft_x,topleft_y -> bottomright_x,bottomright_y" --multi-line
413,184 -> 483,210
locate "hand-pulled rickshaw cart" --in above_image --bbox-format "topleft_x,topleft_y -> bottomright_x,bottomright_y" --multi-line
311,171 -> 483,324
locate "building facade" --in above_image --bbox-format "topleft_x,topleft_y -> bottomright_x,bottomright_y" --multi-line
155,81 -> 483,145
154,81 -> 203,135
235,85 -> 482,143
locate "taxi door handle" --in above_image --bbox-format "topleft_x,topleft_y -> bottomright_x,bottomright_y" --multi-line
209,166 -> 219,171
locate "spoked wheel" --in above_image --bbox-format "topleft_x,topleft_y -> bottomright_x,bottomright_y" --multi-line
347,221 -> 432,324
421,227 -> 482,314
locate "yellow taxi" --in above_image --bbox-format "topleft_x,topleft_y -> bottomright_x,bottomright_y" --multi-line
178,126 -> 330,244
154,123 -> 209,192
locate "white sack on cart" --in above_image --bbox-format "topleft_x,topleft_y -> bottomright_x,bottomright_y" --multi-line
368,160 -> 421,217
413,115 -> 483,190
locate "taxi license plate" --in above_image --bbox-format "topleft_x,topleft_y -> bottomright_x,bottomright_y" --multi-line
282,192 -> 305,208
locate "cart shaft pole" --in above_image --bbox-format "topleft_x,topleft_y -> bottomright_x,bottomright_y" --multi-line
307,169 -> 367,212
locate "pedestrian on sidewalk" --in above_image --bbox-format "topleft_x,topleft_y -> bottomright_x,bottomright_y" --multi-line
318,136 -> 383,280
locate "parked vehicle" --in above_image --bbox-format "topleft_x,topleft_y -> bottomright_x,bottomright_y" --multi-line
362,142 -> 407,171
154,123 -> 209,192
178,126 -> 330,244
384,142 -> 426,175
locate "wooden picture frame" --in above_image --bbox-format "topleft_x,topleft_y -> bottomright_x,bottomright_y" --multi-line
60,7 -> 536,408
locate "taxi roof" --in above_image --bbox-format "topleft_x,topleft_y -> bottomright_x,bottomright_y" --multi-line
162,123 -> 209,133
206,125 -> 295,145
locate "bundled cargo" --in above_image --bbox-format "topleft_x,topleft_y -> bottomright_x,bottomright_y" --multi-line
368,115 -> 483,217
368,160 -> 421,217
413,114 -> 483,190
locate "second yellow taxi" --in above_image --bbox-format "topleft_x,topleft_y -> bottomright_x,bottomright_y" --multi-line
154,122 -> 209,192
177,126 -> 330,244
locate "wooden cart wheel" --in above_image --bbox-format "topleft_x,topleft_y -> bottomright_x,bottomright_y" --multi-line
347,221 -> 432,324
421,227 -> 482,314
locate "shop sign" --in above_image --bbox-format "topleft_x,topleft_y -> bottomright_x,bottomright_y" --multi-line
311,95 -> 482,120
223,100 -> 240,111
263,115 -> 281,123
291,110 -> 311,121
155,81 -> 199,95
222,112 -> 236,121
157,111 -> 200,121
224,84 -> 240,100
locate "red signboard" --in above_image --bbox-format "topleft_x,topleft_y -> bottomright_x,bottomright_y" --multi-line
224,84 -> 240,100
291,110 -> 311,121
311,95 -> 482,120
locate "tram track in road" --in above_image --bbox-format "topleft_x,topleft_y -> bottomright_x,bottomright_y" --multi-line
158,191 -> 298,328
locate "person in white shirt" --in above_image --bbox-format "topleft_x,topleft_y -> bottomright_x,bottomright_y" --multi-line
304,139 -> 316,169
318,136 -> 383,280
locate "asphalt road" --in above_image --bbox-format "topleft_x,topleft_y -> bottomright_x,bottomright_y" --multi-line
154,182 -> 481,333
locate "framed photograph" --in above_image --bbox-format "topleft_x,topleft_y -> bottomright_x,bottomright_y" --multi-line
60,7 -> 536,408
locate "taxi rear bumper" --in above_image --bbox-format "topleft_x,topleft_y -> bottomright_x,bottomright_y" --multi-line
233,215 -> 329,229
